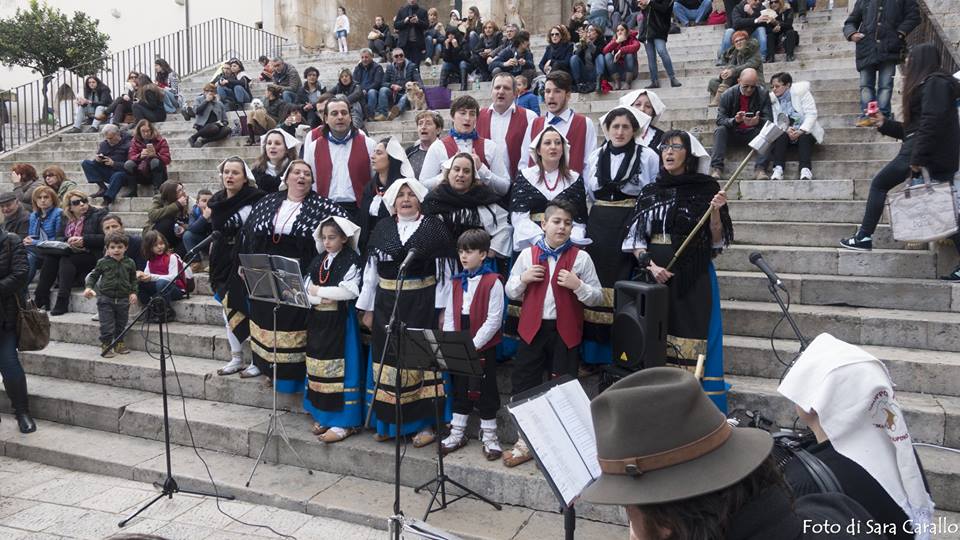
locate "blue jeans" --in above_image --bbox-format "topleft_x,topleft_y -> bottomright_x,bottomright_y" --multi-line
674,0 -> 712,24
719,27 -> 767,59
589,9 -> 610,32
73,105 -> 108,129
26,247 -> 40,285
570,55 -> 597,85
604,52 -> 637,79
376,87 -> 408,115
441,61 -> 470,85
81,160 -> 128,202
365,89 -> 379,116
644,39 -> 676,83
859,61 -> 897,118
0,330 -> 26,398
138,279 -> 185,307
281,90 -> 297,104
162,89 -> 180,113
217,85 -> 252,104
182,230 -> 207,254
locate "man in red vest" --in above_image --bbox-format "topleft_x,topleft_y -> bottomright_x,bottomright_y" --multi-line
419,95 -> 511,195
440,229 -> 505,460
477,73 -> 537,180
302,97 -> 377,220
503,199 -> 602,467
528,71 -> 597,175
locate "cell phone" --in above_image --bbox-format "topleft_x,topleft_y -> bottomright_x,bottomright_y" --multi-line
866,101 -> 879,115
744,112 -> 757,118
96,153 -> 106,160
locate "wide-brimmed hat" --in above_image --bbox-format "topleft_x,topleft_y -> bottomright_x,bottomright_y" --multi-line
581,368 -> 772,506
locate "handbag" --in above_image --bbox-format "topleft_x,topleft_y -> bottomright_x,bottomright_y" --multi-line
34,240 -> 74,256
886,167 -> 959,243
15,296 -> 50,352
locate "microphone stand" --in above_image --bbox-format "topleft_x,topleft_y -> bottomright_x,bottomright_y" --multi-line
766,280 -> 808,352
114,249 -> 233,528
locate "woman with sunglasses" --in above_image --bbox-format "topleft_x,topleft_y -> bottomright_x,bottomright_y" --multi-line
623,130 -> 733,410
540,25 -> 574,77
42,166 -> 77,201
34,190 -> 108,315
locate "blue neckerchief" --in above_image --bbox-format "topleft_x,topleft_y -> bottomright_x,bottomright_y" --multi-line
326,129 -> 355,145
449,129 -> 479,141
536,237 -> 573,263
454,263 -> 496,292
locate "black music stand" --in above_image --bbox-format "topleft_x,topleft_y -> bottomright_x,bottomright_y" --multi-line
407,329 -> 503,518
238,254 -> 313,486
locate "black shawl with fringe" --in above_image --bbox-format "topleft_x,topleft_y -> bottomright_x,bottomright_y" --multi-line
422,182 -> 503,240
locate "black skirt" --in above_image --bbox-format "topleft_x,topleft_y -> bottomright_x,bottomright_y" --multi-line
649,239 -> 712,366
583,202 -> 638,344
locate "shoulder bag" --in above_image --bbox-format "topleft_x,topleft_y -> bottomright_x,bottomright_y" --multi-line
887,167 -> 959,243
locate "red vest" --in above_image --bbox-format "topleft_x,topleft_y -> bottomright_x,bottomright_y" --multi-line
517,245 -> 583,348
529,113 -> 588,173
478,107 -> 528,178
452,272 -> 502,352
311,128 -> 371,202
441,136 -> 489,168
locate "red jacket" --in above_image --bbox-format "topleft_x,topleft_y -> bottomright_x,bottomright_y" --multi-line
602,33 -> 642,61
128,136 -> 172,165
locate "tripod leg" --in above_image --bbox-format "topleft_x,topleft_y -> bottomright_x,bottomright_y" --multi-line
245,414 -> 276,487
118,490 -> 168,527
276,413 -> 312,472
422,478 -> 445,520
444,477 -> 502,510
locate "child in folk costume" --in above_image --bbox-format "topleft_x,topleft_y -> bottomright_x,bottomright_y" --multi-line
503,200 -> 602,467
303,216 -> 364,443
356,178 -> 455,446
440,229 -> 504,460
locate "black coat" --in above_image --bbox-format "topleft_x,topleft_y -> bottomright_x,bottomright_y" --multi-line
55,207 -> 108,252
843,0 -> 920,71
716,84 -> 773,129
639,0 -> 675,42
732,0 -> 771,34
539,42 -> 574,74
727,485 -> 883,539
394,4 -> 429,48
878,72 -> 960,178
0,230 -> 28,329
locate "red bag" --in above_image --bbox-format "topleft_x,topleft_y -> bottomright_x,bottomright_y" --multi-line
707,11 -> 727,25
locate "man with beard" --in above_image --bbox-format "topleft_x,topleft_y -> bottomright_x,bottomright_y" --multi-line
302,97 -> 377,221
477,73 -> 537,180
527,71 -> 597,175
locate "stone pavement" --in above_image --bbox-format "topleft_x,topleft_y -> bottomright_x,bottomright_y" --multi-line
0,455 -> 382,540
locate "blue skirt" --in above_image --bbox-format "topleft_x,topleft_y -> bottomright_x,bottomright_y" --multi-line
703,263 -> 730,413
303,305 -> 364,428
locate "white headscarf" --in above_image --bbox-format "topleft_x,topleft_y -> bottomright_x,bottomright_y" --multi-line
618,89 -> 666,119
779,333 -> 935,539
260,128 -> 300,152
529,125 -> 572,171
382,136 -> 416,179
217,156 -> 256,186
382,178 -> 429,216
598,106 -> 653,144
314,215 -> 362,254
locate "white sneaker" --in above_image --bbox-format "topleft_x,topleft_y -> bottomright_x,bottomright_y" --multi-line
91,313 -> 99,321
770,166 -> 784,180
800,167 -> 813,180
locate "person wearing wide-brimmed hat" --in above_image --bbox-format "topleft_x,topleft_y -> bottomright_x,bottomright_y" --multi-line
582,367 -> 884,539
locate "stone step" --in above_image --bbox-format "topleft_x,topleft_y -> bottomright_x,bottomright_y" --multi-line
0,418 -> 629,539
720,299 -> 960,353
723,335 -> 960,396
717,244 -> 938,280
733,221 -> 911,249
717,271 -> 960,313
734,179 -> 877,201
728,199 -> 873,222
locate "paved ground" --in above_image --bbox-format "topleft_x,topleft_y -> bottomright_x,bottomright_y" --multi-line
0,456 -> 382,540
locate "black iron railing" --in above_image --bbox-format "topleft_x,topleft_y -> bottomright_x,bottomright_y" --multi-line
0,18 -> 287,153
908,0 -> 960,75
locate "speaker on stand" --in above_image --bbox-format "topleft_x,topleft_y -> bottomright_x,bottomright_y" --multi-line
599,279 -> 670,392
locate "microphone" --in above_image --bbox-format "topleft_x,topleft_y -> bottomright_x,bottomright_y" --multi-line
185,231 -> 221,260
399,248 -> 419,271
749,252 -> 786,291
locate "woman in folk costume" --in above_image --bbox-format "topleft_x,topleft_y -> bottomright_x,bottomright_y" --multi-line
251,128 -> 299,193
358,136 -> 414,251
422,153 -> 513,270
303,216 -> 364,443
619,88 -> 667,153
622,130 -> 733,411
356,178 -> 455,447
241,160 -> 348,389
582,106 -> 661,368
209,157 -> 265,377
504,126 -> 589,355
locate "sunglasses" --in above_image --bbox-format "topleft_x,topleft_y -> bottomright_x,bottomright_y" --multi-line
70,199 -> 88,206
393,54 -> 405,58
550,32 -> 560,36
659,143 -> 685,151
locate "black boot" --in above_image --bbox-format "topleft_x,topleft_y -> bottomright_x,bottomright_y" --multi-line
4,376 -> 36,434
50,294 -> 69,316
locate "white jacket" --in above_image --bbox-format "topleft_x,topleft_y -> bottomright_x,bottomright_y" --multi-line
769,81 -> 824,144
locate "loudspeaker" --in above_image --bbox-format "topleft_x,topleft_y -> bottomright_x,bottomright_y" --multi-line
611,280 -> 668,371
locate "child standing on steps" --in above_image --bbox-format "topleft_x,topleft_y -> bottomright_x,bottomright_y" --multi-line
83,232 -> 138,358
335,6 -> 350,53
502,200 -> 602,467
440,229 -> 504,460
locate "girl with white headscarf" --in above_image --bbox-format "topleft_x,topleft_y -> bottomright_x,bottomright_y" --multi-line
251,128 -> 300,193
356,178 -> 455,447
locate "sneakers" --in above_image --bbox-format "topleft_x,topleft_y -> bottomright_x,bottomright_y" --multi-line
855,116 -> 876,128
710,167 -> 723,179
101,343 -> 116,358
839,232 -> 873,251
646,81 -> 660,89
941,264 -> 960,281
114,341 -> 130,355
423,57 -> 432,66
800,167 -> 814,180
670,78 -> 682,87
786,53 -> 796,62
755,168 -> 770,180
503,437 -> 532,467
770,166 -> 784,180
181,106 -> 196,121
65,127 -> 82,134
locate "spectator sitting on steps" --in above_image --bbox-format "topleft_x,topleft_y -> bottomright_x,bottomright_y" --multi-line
67,76 -> 112,134
257,55 -> 274,82
765,0 -> 799,62
297,66 -> 327,128
320,69 -> 367,131
354,48 -> 384,121
105,71 -> 139,127
368,15 -> 397,63
270,57 -> 302,104
708,31 -> 763,107
125,119 -> 171,195
279,106 -> 306,138
674,0 -> 714,26
601,24 -> 641,91
188,84 -> 232,148
439,27 -> 471,91
154,58 -> 182,114
9,163 -> 42,211
540,24 -> 574,78
213,58 -> 253,111
374,48 -> 423,121
709,67 -> 772,180
490,30 -> 536,82
132,74 -> 167,123
81,124 -> 131,207
244,87 -> 283,146
716,0 -> 772,65
767,72 -> 822,181
0,191 -> 30,237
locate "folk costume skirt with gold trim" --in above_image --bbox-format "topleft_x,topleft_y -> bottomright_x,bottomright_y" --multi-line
365,281 -> 451,437
583,202 -> 638,365
303,301 -> 364,428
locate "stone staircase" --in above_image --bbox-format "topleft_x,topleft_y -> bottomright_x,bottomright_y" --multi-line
1,8 -> 960,538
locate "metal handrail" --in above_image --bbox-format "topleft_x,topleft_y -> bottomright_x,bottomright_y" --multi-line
0,18 -> 287,154
908,0 -> 960,75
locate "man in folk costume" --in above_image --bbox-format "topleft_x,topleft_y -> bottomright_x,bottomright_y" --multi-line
528,70 -> 597,176
477,72 -> 537,180
301,96 -> 377,221
419,95 -> 511,196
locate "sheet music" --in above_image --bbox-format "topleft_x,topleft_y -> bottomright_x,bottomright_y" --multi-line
509,380 -> 599,506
